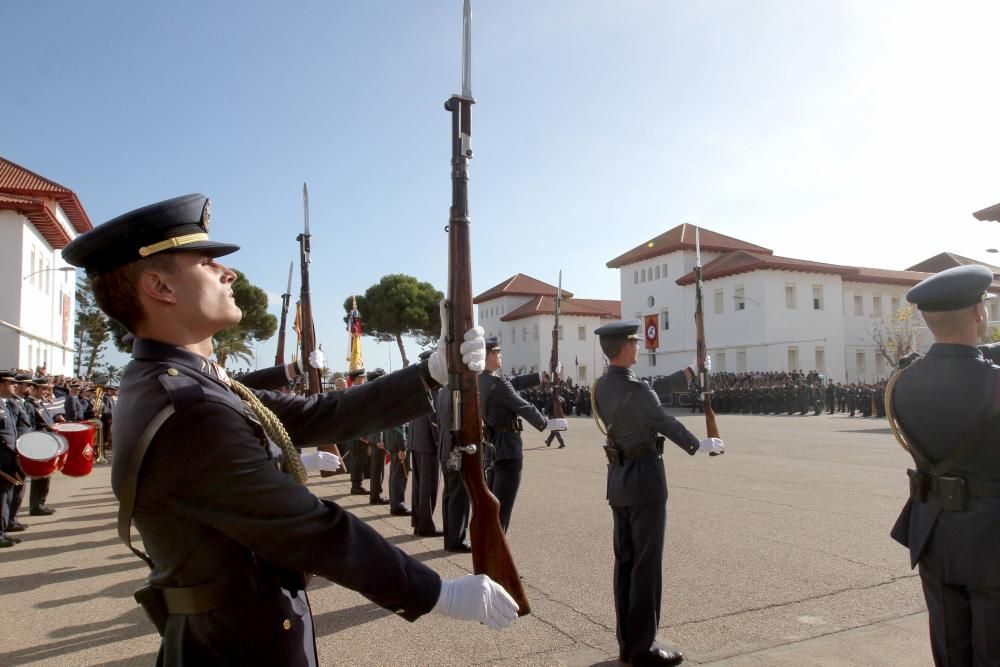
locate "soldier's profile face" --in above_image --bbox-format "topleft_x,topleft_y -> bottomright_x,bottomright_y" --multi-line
167,251 -> 242,332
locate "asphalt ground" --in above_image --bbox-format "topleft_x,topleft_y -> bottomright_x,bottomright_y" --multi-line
0,409 -> 933,666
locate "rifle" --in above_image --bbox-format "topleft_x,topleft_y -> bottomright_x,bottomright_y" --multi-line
693,227 -> 722,448
444,0 -> 530,616
275,262 -> 293,366
297,183 -> 323,395
549,271 -> 565,420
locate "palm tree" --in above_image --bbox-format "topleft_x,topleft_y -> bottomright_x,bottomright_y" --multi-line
103,364 -> 123,384
213,328 -> 254,369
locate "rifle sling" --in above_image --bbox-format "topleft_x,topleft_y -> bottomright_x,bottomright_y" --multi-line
595,385 -> 639,444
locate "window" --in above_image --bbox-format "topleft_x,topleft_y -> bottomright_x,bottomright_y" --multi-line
533,324 -> 539,341
522,327 -> 528,343
511,328 -> 515,343
641,269 -> 646,283
737,349 -> 747,372
785,283 -> 797,309
891,296 -> 899,315
661,309 -> 669,330
815,347 -> 825,372
715,351 -> 726,372
578,326 -> 586,341
662,263 -> 668,277
714,289 -> 724,314
872,295 -> 882,316
634,271 -> 638,285
787,346 -> 799,372
856,351 -> 866,379
648,354 -> 656,367
655,265 -> 661,279
876,354 -> 885,379
812,285 -> 823,310
578,365 -> 588,383
854,295 -> 863,316
734,286 -> 745,310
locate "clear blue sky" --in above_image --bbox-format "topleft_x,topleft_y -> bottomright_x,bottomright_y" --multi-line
5,1 -> 999,372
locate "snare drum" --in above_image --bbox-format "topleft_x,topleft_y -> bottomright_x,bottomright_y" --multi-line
55,422 -> 96,477
16,432 -> 69,479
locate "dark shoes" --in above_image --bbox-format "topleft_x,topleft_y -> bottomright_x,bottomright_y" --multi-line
629,647 -> 684,666
445,542 -> 472,553
30,505 -> 55,516
8,522 -> 26,532
414,528 -> 444,537
0,537 -> 16,548
349,486 -> 369,495
370,497 -> 389,505
557,444 -> 565,449
390,507 -> 412,516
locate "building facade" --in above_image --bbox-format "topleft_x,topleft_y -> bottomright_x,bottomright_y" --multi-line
474,274 -> 620,385
607,224 -> 999,383
0,157 -> 92,375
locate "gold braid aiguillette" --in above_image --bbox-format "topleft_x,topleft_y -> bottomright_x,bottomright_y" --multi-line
231,380 -> 309,484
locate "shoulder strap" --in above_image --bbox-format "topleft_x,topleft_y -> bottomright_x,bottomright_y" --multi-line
117,405 -> 176,569
592,380 -> 638,439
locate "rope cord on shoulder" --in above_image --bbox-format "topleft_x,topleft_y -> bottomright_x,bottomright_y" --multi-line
231,380 -> 309,484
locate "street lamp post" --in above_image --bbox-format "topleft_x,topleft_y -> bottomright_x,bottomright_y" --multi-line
21,266 -> 75,281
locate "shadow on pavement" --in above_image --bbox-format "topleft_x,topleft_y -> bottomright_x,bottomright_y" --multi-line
3,525 -> 119,543
0,560 -> 145,596
50,497 -> 118,510
0,606 -> 156,666
836,428 -> 892,435
0,536 -> 122,564
312,601 -> 395,637
35,576 -> 144,608
59,510 -> 119,523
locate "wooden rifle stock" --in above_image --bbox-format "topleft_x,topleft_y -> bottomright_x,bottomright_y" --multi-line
275,263 -> 292,366
445,90 -> 530,616
693,237 -> 721,443
298,185 -> 322,396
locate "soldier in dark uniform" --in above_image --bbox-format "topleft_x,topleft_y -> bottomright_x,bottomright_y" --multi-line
0,370 -> 23,547
409,350 -> 442,537
7,375 -> 36,527
24,378 -> 57,516
436,384 -> 471,552
479,338 -> 558,533
365,369 -> 389,506
593,320 -> 724,667
888,265 -> 1000,667
61,194 -> 516,665
346,368 -> 369,495
383,422 -> 410,516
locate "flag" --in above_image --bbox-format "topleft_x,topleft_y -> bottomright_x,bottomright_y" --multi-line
347,296 -> 364,385
291,301 -> 302,363
644,314 -> 659,350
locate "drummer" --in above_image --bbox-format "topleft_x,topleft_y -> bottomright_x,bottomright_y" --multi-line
24,378 -> 57,517
0,370 -> 23,547
6,374 -> 35,534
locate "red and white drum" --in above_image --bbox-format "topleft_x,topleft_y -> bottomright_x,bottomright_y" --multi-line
54,422 -> 96,477
16,432 -> 69,479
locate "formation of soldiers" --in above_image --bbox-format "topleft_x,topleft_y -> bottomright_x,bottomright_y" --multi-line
698,370 -> 887,418
518,379 -> 592,417
0,368 -> 117,548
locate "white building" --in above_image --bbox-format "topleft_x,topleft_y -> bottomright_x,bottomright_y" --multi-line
607,224 -> 1000,383
0,156 -> 92,375
474,274 -> 620,385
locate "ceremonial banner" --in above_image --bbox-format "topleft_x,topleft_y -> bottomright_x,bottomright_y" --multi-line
347,296 -> 363,385
644,314 -> 659,350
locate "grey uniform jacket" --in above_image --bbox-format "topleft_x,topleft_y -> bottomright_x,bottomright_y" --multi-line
112,338 -> 441,665
478,371 -> 547,461
890,343 -> 1000,587
594,367 -> 699,507
408,410 -> 438,455
384,426 -> 407,454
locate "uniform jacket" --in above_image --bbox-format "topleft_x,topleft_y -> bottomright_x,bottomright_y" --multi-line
595,367 -> 699,507
0,398 -> 17,469
112,338 -> 441,666
408,409 -> 438,455
383,426 -> 406,454
7,396 -> 34,437
891,343 -> 1000,587
63,394 -> 84,422
25,397 -> 54,428
478,371 -> 547,461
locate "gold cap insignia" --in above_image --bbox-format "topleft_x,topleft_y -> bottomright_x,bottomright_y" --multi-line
201,199 -> 211,231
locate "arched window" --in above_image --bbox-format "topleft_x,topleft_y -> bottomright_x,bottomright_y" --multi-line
634,270 -> 638,284
655,265 -> 661,279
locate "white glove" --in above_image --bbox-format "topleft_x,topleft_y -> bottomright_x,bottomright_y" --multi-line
555,362 -> 562,376
546,418 -> 568,432
296,350 -> 326,375
432,574 -> 519,630
688,354 -> 711,375
698,437 -> 724,455
428,301 -> 487,385
299,451 -> 341,472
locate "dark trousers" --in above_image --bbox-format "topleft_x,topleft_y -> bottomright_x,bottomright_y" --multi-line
411,452 -> 439,533
545,431 -> 564,447
612,501 -> 666,660
9,474 -> 25,522
487,458 -> 522,534
350,441 -> 367,488
440,464 -> 469,549
387,452 -> 407,511
369,447 -> 385,502
0,455 -> 15,537
920,565 -> 1000,666
29,476 -> 50,511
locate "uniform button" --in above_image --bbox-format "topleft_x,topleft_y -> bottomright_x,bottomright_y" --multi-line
166,368 -> 179,376
282,619 -> 292,630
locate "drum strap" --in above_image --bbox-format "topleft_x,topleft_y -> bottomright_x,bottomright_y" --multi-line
117,405 -> 175,569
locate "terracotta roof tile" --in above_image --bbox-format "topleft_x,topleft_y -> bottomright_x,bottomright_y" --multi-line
499,296 -> 620,322
606,224 -> 772,268
0,156 -> 92,234
0,193 -> 71,248
474,273 -> 574,303
906,252 -> 1000,274
974,202 -> 1000,222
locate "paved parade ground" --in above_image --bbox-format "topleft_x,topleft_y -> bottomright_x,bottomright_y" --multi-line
0,410 -> 932,666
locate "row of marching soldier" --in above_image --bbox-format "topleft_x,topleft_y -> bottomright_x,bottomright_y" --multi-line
0,371 -> 115,548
